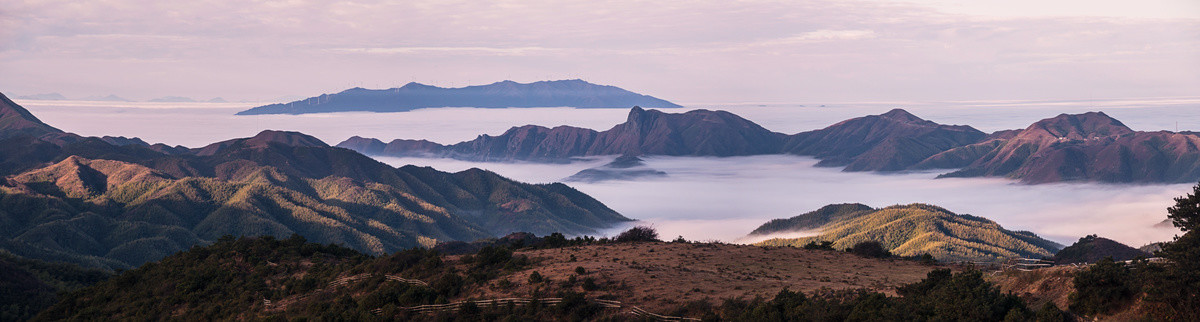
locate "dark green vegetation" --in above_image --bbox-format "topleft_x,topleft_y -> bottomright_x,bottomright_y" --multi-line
1052,235 -> 1149,265
1068,258 -> 1139,316
342,107 -> 1200,183
0,92 -> 628,271
1053,181 -> 1200,320
0,251 -> 110,321
1139,181 -> 1200,319
237,79 -> 682,115
752,203 -> 1062,262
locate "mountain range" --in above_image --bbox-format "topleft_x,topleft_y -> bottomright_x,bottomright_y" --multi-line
0,92 -> 629,270
342,107 -> 1200,183
751,203 -> 1064,262
236,79 -> 682,115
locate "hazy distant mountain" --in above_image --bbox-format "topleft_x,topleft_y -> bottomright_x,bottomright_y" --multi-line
236,79 -> 682,115
782,109 -> 987,171
15,93 -> 67,100
340,106 -> 788,162
206,97 -> 228,103
564,155 -> 667,182
345,107 -> 1200,183
753,203 -> 1063,262
934,112 -> 1200,183
148,96 -> 197,103
82,94 -> 132,102
0,94 -> 629,270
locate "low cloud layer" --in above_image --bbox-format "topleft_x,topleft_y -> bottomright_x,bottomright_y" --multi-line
382,155 -> 1188,247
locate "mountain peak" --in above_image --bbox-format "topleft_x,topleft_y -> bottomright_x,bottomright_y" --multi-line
1025,111 -> 1133,140
879,108 -> 925,123
195,130 -> 329,156
626,106 -> 656,123
0,92 -> 64,139
246,130 -> 329,148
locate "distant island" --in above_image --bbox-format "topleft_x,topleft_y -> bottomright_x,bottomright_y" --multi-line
235,79 -> 682,115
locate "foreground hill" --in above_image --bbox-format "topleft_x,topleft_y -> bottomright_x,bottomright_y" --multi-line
0,94 -> 629,270
752,203 -> 1062,262
35,235 -> 946,320
1052,235 -> 1150,265
236,79 -> 681,115
344,106 -> 1200,183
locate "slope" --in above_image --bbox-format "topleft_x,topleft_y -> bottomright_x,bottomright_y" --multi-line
937,112 -> 1200,183
752,203 -> 1063,262
1052,234 -> 1150,265
0,127 -> 629,271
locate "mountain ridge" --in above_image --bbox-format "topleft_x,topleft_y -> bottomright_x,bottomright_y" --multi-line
342,106 -> 1200,183
0,94 -> 631,270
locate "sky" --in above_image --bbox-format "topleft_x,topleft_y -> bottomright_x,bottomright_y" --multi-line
2,0 -> 1198,103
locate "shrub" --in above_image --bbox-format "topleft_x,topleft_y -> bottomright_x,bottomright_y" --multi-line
803,241 -> 835,250
848,241 -> 891,258
528,271 -> 543,284
615,226 -> 660,243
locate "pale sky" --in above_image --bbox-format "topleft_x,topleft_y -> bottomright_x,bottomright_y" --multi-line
1,0 -> 1197,103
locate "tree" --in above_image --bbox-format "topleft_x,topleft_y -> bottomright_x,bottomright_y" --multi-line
1069,257 -> 1138,316
615,226 -> 660,243
1142,181 -> 1200,319
1167,182 -> 1200,232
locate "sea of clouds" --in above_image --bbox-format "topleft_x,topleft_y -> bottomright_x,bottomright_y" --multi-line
18,98 -> 1199,247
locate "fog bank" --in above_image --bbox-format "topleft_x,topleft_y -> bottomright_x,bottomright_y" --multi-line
379,155 -> 1188,247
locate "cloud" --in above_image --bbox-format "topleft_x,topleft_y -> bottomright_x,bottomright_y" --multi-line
1,0 -> 1197,103
328,46 -> 561,56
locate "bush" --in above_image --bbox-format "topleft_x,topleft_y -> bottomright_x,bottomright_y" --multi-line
1069,257 -> 1139,316
803,241 -> 835,250
848,241 -> 891,258
528,271 -> 543,284
615,226 -> 660,243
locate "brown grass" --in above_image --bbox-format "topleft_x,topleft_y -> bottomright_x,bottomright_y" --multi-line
449,242 -> 940,311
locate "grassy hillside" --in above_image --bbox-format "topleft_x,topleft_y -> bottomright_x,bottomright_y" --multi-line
753,203 -> 1062,262
37,234 -> 1031,321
